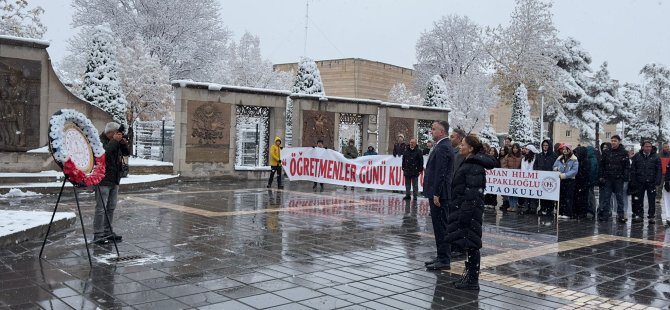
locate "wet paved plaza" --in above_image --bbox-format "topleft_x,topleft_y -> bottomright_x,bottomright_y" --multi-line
1,180 -> 670,309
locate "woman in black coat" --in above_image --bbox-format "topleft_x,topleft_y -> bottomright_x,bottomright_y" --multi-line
446,135 -> 497,290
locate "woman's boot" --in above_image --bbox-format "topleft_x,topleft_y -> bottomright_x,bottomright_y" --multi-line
455,249 -> 480,290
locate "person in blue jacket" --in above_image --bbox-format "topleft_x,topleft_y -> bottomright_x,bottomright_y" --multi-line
553,144 -> 579,219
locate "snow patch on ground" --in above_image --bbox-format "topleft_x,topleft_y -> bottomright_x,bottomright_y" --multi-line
128,157 -> 173,166
27,146 -> 49,153
0,174 -> 178,189
94,253 -> 175,266
0,210 -> 75,238
0,188 -> 43,198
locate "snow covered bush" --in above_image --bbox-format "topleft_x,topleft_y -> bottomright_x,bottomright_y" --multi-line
423,75 -> 448,107
479,122 -> 499,148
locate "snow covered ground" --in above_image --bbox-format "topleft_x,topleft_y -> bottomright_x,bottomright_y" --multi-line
0,174 -> 178,189
0,210 -> 75,238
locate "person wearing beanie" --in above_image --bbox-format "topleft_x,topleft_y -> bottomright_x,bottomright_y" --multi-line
93,122 -> 130,244
534,140 -> 558,216
267,137 -> 283,189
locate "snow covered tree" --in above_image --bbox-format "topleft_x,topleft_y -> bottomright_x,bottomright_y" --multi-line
213,31 -> 292,90
81,27 -> 128,131
388,82 -> 421,104
117,36 -> 173,125
0,0 -> 46,39
72,0 -> 231,81
423,75 -> 448,107
479,122 -> 499,148
639,63 -> 670,143
447,73 -> 499,133
486,0 -> 561,105
414,14 -> 489,92
550,37 -> 592,124
619,82 -> 654,143
285,57 -> 325,146
291,57 -> 325,95
567,62 -> 629,142
508,84 -> 534,145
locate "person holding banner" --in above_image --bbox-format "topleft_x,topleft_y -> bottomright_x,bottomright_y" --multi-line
501,143 -> 522,212
423,120 -> 455,271
630,141 -> 662,224
312,140 -> 326,192
663,161 -> 670,226
446,134 -> 496,290
554,144 -> 579,219
402,138 -> 424,200
267,137 -> 284,189
520,144 -> 539,214
342,138 -> 359,191
535,140 -> 558,216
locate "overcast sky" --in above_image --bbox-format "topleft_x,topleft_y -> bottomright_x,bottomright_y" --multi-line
31,0 -> 670,84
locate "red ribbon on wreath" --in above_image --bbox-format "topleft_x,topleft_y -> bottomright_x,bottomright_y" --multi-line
63,154 -> 106,187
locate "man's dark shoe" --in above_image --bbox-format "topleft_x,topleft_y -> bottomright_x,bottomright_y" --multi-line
632,216 -> 643,223
598,215 -> 608,222
454,273 -> 480,290
451,250 -> 466,258
266,185 -> 271,188
426,261 -> 450,270
106,233 -> 122,241
648,218 -> 656,224
665,220 -> 670,226
617,216 -> 628,223
403,195 -> 411,200
93,236 -> 109,244
413,195 -> 418,200
424,258 -> 437,266
278,185 -> 284,189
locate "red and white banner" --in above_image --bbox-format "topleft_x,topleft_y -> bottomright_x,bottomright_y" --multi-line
485,168 -> 561,201
281,147 -> 420,191
281,148 -> 561,201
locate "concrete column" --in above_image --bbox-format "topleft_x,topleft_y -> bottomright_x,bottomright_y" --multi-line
377,107 -> 388,155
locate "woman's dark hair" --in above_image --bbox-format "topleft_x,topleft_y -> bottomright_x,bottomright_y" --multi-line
499,146 -> 510,159
600,142 -> 611,152
511,143 -> 521,156
524,149 -> 535,162
489,146 -> 499,158
463,134 -> 483,154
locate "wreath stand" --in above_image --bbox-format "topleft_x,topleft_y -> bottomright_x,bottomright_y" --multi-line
39,109 -> 121,266
38,178 -> 120,266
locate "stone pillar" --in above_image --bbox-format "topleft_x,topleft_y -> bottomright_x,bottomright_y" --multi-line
377,107 -> 388,155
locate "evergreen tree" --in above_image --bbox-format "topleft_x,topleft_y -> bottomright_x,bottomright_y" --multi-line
423,75 -> 449,107
568,62 -> 629,142
549,37 -> 592,124
639,63 -> 670,143
292,57 -> 325,95
286,57 -> 325,146
508,84 -> 534,145
81,27 -> 128,131
619,82 -> 653,143
479,122 -> 499,148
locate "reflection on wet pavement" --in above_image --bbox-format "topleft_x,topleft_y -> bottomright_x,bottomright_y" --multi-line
0,180 -> 668,309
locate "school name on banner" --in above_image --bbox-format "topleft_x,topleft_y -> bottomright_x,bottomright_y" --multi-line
485,168 -> 561,201
280,147 -> 422,191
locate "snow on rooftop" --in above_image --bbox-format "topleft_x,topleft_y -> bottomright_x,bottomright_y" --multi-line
0,210 -> 74,238
171,80 -> 291,96
0,34 -> 50,47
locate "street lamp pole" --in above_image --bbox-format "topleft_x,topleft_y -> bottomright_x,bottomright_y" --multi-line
538,86 -> 545,143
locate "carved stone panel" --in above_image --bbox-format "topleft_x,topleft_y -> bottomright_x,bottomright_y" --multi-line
387,117 -> 413,154
302,110 -> 335,148
186,101 -> 231,163
0,57 -> 41,151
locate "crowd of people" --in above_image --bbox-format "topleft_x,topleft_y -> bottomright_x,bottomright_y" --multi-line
486,136 -> 670,225
265,124 -> 670,291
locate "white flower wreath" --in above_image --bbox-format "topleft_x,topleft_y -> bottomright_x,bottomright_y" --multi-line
49,109 -> 105,164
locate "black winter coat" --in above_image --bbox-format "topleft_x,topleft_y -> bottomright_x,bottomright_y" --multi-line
393,142 -> 407,157
631,150 -> 662,185
402,146 -> 424,178
99,134 -> 130,186
574,146 -> 590,186
445,153 -> 497,250
599,145 -> 630,181
534,151 -> 558,171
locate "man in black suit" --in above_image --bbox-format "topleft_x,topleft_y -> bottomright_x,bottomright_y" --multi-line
423,120 -> 455,270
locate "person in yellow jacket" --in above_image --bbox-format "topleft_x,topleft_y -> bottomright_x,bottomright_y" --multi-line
267,137 -> 284,189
